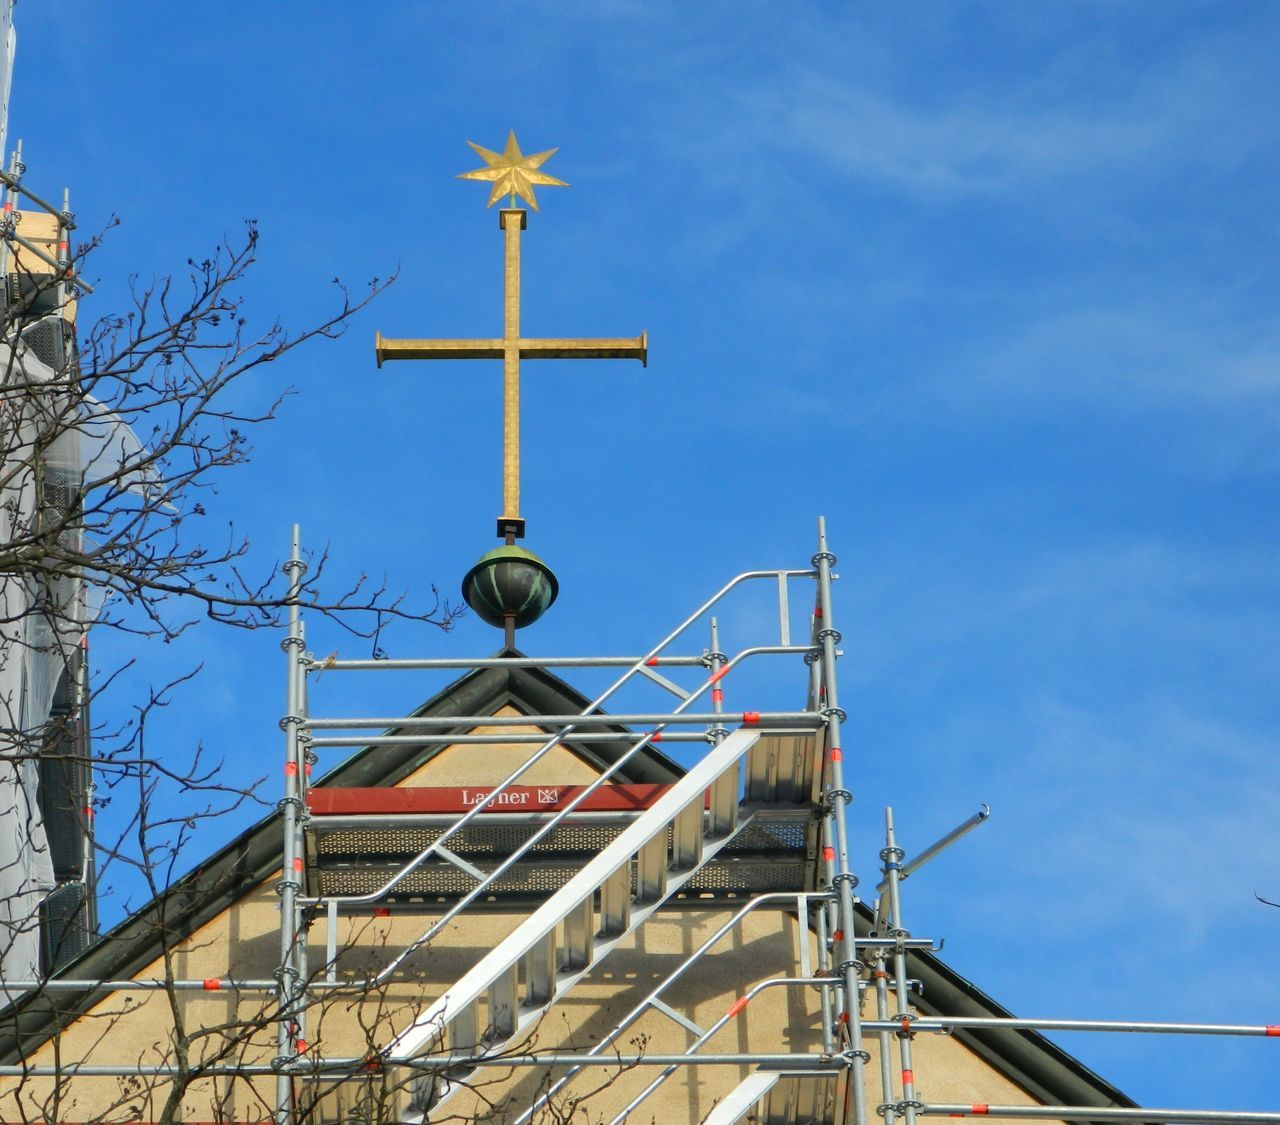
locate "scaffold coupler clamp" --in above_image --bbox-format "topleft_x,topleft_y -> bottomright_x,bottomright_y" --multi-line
896,1011 -> 918,1039
271,1045 -> 309,1074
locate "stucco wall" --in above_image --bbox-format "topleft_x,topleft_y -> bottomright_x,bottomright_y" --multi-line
0,711 -> 1067,1123
0,890 -> 1059,1123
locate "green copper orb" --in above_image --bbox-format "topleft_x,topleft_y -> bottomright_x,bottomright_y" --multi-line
462,545 -> 559,630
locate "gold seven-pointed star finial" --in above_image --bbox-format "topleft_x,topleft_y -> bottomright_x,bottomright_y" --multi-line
457,130 -> 569,211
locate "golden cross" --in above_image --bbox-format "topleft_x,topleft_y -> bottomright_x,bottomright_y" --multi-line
375,134 -> 646,540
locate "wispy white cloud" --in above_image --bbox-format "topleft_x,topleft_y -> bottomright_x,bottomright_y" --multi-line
765,13 -> 1273,200
780,85 -> 1165,198
850,537 -> 1279,673
966,308 -> 1280,406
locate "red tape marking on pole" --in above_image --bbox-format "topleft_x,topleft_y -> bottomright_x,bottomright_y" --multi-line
742,711 -> 761,725
292,858 -> 304,873
709,666 -> 729,684
285,762 -> 298,776
1267,1026 -> 1280,1036
645,657 -> 659,666
830,747 -> 843,762
203,978 -> 221,991
726,996 -> 749,1017
823,846 -> 835,862
902,1069 -> 914,1086
649,730 -> 663,743
711,688 -> 724,704
972,1105 -> 990,1115
372,907 -> 390,918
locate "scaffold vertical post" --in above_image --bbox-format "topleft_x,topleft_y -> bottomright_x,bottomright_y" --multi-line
814,516 -> 869,1125
708,616 -> 728,746
276,525 -> 307,1125
884,806 -> 919,1125
0,142 -> 18,291
872,950 -> 898,1124
58,187 -> 71,300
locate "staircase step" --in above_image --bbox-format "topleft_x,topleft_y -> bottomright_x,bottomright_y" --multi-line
705,1069 -> 839,1125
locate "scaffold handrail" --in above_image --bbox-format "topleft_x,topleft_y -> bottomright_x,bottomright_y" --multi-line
297,642 -> 812,917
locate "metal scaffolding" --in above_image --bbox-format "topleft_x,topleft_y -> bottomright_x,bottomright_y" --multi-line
0,138 -> 92,318
6,514 -> 1278,1122
254,517 -> 1275,1124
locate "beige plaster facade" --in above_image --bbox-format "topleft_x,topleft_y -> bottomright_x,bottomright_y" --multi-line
1,710 -> 1071,1123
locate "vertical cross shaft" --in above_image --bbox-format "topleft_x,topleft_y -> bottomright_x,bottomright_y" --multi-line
501,209 -> 522,527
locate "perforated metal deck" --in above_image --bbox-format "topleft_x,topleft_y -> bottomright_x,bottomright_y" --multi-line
304,806 -> 818,902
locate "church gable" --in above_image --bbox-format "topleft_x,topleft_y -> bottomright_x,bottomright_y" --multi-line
0,653 -> 1134,1123
396,704 -> 628,788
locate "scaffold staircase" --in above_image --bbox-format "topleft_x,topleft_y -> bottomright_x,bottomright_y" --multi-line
276,537 -> 856,1125
390,721 -> 819,1121
703,1069 -> 839,1125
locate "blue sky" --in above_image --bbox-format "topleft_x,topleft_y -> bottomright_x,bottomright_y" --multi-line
10,1 -> 1280,1112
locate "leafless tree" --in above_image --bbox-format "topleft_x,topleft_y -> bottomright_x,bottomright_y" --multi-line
0,216 -> 472,1122
0,218 -> 637,1124
2,218 -> 455,641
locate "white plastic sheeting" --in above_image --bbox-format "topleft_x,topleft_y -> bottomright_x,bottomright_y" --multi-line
0,343 -> 59,987
78,392 -> 164,502
0,1 -> 13,166
0,335 -> 120,987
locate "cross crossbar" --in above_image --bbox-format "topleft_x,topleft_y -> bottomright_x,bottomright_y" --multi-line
375,334 -> 647,365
